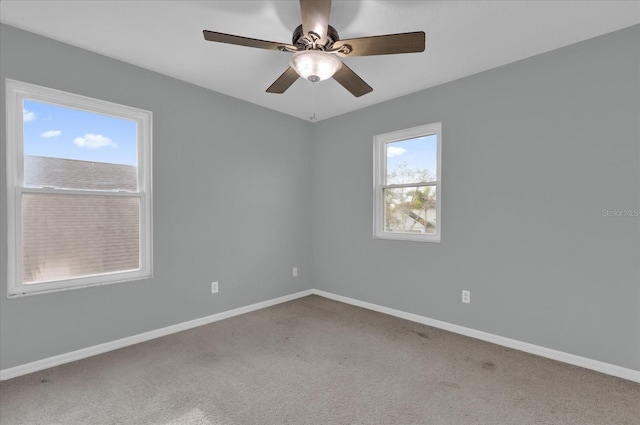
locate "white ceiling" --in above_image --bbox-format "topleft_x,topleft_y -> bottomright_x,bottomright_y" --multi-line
1,1 -> 638,122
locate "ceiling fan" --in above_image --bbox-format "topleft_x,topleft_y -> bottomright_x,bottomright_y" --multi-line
203,0 -> 425,97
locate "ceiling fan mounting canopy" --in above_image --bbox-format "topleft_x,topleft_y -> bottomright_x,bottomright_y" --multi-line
202,0 -> 425,97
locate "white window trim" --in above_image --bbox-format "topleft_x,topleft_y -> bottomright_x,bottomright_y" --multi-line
5,79 -> 153,297
373,122 -> 442,242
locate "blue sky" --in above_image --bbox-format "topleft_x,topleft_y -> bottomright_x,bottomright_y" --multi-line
23,99 -> 137,166
387,134 -> 438,179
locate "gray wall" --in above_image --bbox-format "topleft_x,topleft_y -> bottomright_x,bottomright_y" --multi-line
0,24 -> 313,370
311,25 -> 640,371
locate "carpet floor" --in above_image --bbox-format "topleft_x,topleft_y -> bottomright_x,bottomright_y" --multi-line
1,295 -> 638,424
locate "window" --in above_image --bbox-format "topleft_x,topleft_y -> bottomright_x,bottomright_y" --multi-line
373,123 -> 441,242
5,79 -> 152,297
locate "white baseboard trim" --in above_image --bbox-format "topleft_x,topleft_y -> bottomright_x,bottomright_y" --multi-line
0,289 -> 313,381
311,289 -> 640,383
3,288 -> 638,383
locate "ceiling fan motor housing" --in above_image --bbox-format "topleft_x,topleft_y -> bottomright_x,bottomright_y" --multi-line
292,24 -> 340,51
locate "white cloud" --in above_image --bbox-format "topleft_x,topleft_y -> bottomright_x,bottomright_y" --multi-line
23,109 -> 35,122
387,146 -> 407,158
73,133 -> 117,149
40,130 -> 62,138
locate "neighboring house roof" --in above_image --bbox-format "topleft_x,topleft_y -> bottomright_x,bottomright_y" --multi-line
22,156 -> 139,284
24,155 -> 137,191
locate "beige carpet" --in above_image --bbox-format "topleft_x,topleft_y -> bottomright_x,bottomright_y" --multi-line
1,295 -> 638,424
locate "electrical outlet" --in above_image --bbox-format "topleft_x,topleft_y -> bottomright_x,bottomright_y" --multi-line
462,290 -> 470,304
293,267 -> 298,277
211,281 -> 219,294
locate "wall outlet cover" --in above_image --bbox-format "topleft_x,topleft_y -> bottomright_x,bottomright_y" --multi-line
462,290 -> 470,304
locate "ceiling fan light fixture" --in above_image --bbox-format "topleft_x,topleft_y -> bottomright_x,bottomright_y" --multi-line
289,51 -> 342,83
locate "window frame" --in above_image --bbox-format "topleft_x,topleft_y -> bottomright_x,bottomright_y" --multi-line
373,122 -> 442,242
5,79 -> 153,297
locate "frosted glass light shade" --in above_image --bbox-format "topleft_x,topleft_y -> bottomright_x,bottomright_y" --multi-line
289,51 -> 342,83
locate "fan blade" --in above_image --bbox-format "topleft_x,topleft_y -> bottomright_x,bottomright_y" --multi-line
266,67 -> 300,94
203,30 -> 295,52
334,31 -> 425,57
300,0 -> 331,45
332,63 -> 373,97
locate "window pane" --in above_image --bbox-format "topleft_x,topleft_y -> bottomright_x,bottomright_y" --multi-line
383,186 -> 437,234
22,193 -> 140,284
386,135 -> 437,185
23,99 -> 138,191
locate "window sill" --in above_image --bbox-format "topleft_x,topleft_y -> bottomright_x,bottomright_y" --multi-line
7,270 -> 152,298
374,232 -> 441,243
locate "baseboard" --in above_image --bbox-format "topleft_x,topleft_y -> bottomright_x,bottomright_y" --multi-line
0,289 -> 313,381
3,288 -> 638,383
311,289 -> 640,383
